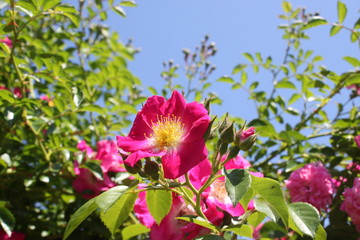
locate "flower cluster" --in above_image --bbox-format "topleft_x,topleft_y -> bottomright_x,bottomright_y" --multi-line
133,154 -> 262,239
285,162 -> 336,211
341,178 -> 360,232
0,36 -> 12,48
72,140 -> 125,199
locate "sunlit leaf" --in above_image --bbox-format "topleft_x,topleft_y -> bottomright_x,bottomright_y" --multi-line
301,17 -> 327,30
0,207 -> 15,237
224,169 -> 251,207
176,216 -> 220,233
289,202 -> 320,238
121,224 -> 149,240
146,190 -> 172,225
337,1 -> 347,24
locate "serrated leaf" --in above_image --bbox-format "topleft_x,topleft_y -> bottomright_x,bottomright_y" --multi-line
0,206 -> 15,237
254,197 -> 280,223
146,190 -> 172,225
247,211 -> 266,227
63,198 -> 97,240
314,224 -> 326,240
337,1 -> 347,24
113,6 -> 126,17
224,169 -> 251,207
71,86 -> 83,108
95,186 -> 129,213
121,224 -> 150,240
195,235 -> 225,240
276,80 -> 296,89
288,202 -> 320,238
101,192 -> 138,236
301,18 -> 327,30
251,176 -> 289,227
176,216 -> 220,233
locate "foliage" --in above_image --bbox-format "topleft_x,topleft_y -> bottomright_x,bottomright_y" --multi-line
0,0 -> 359,240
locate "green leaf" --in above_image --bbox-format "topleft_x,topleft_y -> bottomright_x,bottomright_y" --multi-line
232,64 -> 247,75
330,25 -> 342,36
39,0 -> 61,10
217,76 -> 234,84
343,56 -> 360,67
101,192 -> 138,236
63,198 -> 97,240
176,216 -> 220,233
54,4 -> 79,14
279,130 -> 306,142
314,224 -> 327,240
0,206 -> 15,237
288,93 -> 302,105
0,89 -> 15,103
350,32 -> 359,42
223,224 -> 253,238
337,1 -> 347,24
251,176 -> 289,227
288,202 -> 320,238
354,17 -> 360,29
95,186 -> 129,214
276,80 -> 296,89
83,160 -> 103,180
248,119 -> 277,138
146,190 -> 172,225
239,187 -> 254,209
61,12 -> 80,26
301,18 -> 327,30
79,104 -> 106,115
247,211 -> 266,227
282,1 -> 292,13
120,0 -> 137,7
71,86 -> 83,108
113,6 -> 126,17
121,224 -> 150,240
15,0 -> 38,16
224,169 -> 251,207
243,53 -> 254,63
254,197 -> 280,223
345,72 -> 360,86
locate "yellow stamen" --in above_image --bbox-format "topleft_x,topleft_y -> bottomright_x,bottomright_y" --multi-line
148,114 -> 185,150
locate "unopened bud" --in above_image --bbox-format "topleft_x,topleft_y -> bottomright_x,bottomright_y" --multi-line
144,160 -> 160,181
218,113 -> 231,133
219,142 -> 228,156
124,160 -> 142,174
236,132 -> 259,151
226,146 -> 240,161
203,116 -> 217,141
220,121 -> 234,143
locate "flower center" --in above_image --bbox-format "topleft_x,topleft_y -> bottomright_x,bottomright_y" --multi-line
209,179 -> 228,203
150,114 -> 185,150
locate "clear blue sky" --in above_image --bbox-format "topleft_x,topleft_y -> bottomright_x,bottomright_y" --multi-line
107,0 -> 359,120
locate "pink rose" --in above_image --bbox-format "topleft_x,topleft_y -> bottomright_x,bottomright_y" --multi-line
0,230 -> 25,240
0,36 -> 12,48
117,90 -> 210,179
285,163 -> 336,211
340,178 -> 360,232
73,140 -> 125,199
355,135 -> 360,148
347,84 -> 360,95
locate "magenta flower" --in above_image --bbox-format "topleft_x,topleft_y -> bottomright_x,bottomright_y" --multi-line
355,135 -> 360,148
0,86 -> 22,98
134,192 -> 223,240
341,178 -> 360,232
347,84 -> 360,95
117,90 -> 210,179
73,140 -> 125,199
0,36 -> 12,48
285,163 -> 336,211
0,230 -> 25,240
240,126 -> 255,141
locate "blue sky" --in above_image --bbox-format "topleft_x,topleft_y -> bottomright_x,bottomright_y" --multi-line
107,0 -> 359,120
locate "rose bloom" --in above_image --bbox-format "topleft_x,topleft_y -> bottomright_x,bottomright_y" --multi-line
341,177 -> 360,232
134,192 -> 223,240
355,135 -> 360,148
0,36 -> 12,48
0,86 -> 22,98
347,84 -> 360,95
117,90 -> 210,179
73,140 -> 125,199
285,163 -> 336,211
0,230 -> 25,240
